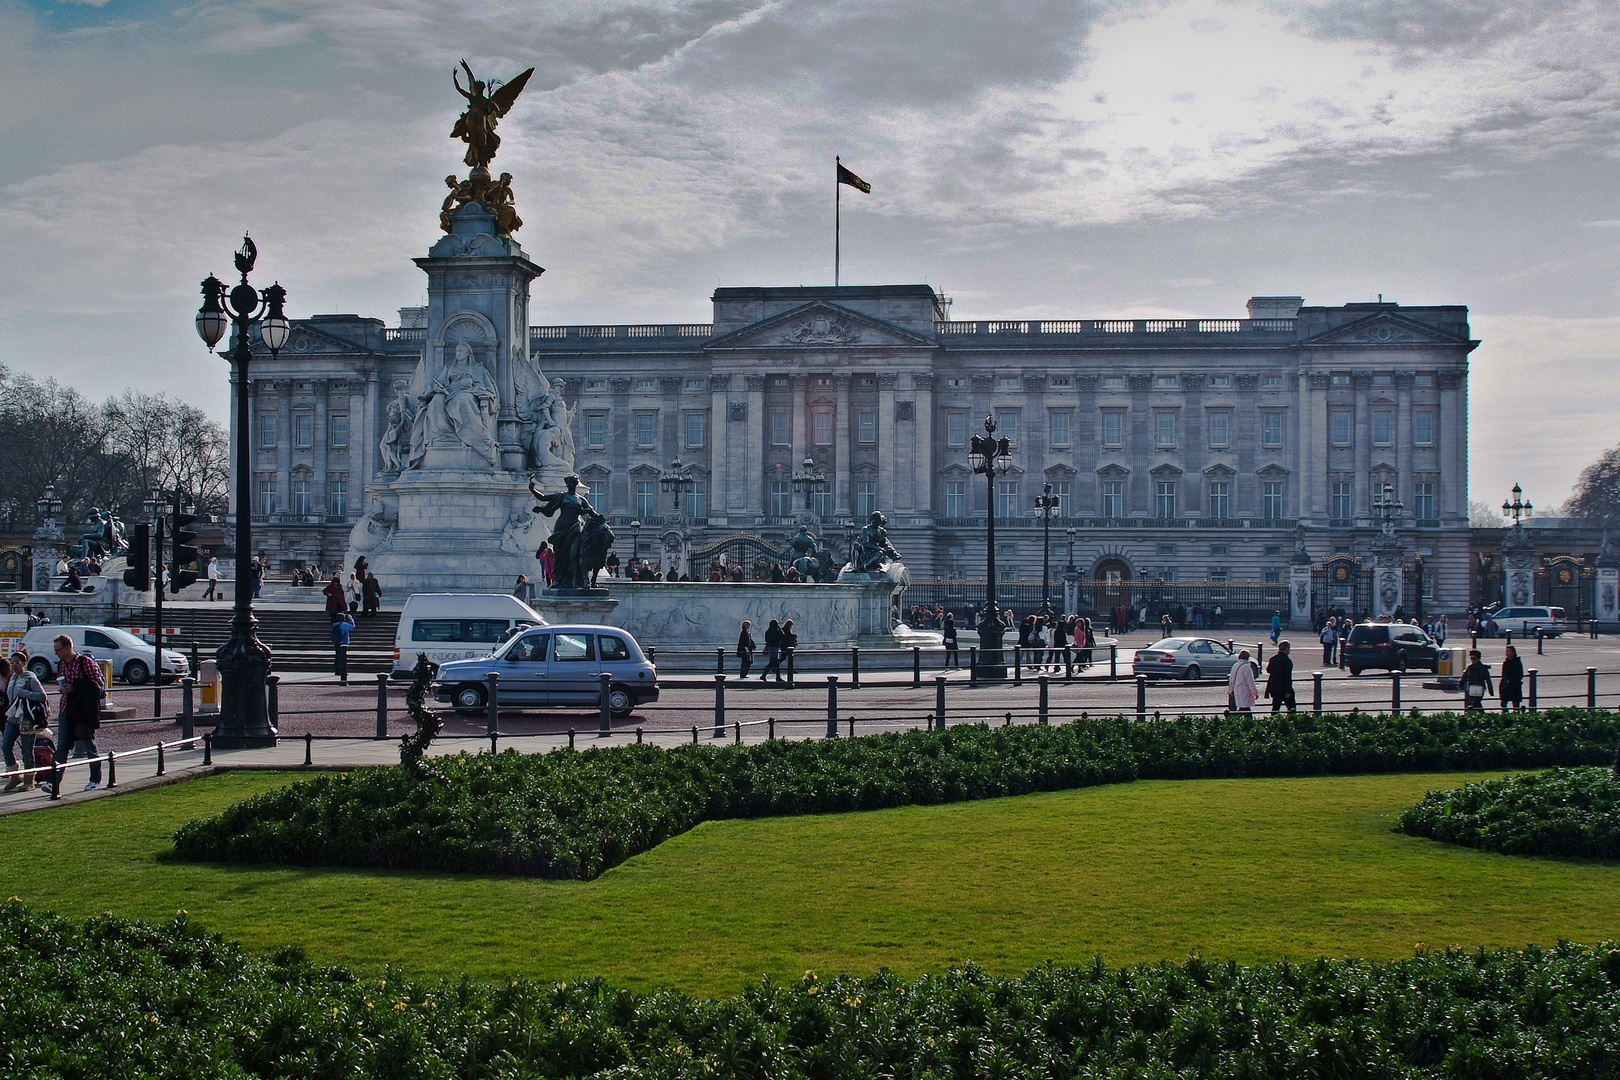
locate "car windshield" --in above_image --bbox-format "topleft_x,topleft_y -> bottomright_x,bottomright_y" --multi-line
101,627 -> 148,649
1347,625 -> 1388,643
1151,639 -> 1191,651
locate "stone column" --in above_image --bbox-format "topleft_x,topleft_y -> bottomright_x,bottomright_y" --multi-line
1352,372 -> 1371,520
1439,370 -> 1464,521
276,381 -> 293,518
877,373 -> 898,513
1289,528 -> 1313,630
1501,525 -> 1537,608
790,374 -> 807,474
1395,372 -> 1412,514
834,373 -> 852,516
1303,373 -> 1329,521
709,374 -> 730,524
744,374 -> 766,518
362,372 -> 379,491
914,373 -> 935,517
1372,529 -> 1404,620
313,379 -> 329,521
1596,536 -> 1618,630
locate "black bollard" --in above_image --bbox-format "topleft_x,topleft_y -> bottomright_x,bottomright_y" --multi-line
1392,672 -> 1401,712
105,751 -> 116,789
1013,646 -> 1022,686
691,725 -> 698,745
734,721 -> 742,746
156,741 -> 166,776
1588,666 -> 1598,709
1064,646 -> 1072,681
1038,675 -> 1049,726
935,674 -> 947,729
485,671 -> 500,737
1312,671 -> 1323,715
376,672 -> 389,738
912,647 -> 921,689
636,727 -> 644,744
1136,674 -> 1147,722
266,674 -> 280,732
1529,668 -> 1538,710
969,647 -> 979,687
768,716 -> 775,740
848,715 -> 855,738
787,648 -> 795,689
600,673 -> 613,736
1109,643 -> 1118,681
851,646 -> 860,689
716,647 -> 725,674
1537,627 -> 1544,655
826,676 -> 838,738
714,674 -> 726,738
202,731 -> 212,766
181,676 -> 195,741
569,728 -> 576,750
303,732 -> 312,767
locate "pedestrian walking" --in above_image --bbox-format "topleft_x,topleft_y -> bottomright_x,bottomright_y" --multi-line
1265,640 -> 1296,714
332,611 -> 353,685
942,613 -> 959,668
1228,650 -> 1258,715
736,620 -> 756,680
1319,620 -> 1337,666
250,556 -> 263,599
362,571 -> 383,616
780,619 -> 798,683
203,556 -> 221,601
51,634 -> 104,791
1051,614 -> 1069,668
761,619 -> 784,682
323,572 -> 346,620
1270,611 -> 1282,644
1435,614 -> 1448,645
1498,645 -> 1523,711
2,652 -> 47,793
1461,650 -> 1493,712
1160,613 -> 1173,640
346,569 -> 362,614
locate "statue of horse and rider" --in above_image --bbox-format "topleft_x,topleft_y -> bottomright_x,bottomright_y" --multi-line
529,475 -> 614,590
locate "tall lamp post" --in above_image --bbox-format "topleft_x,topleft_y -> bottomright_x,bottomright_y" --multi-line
194,235 -> 286,748
1412,552 -> 1425,624
1502,483 -> 1532,525
659,456 -> 696,514
33,484 -> 64,591
1035,482 -> 1061,617
791,455 -> 827,512
629,519 -> 642,568
969,416 -> 1013,679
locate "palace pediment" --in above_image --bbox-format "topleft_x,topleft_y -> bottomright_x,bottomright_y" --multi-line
705,301 -> 936,351
1301,312 -> 1469,348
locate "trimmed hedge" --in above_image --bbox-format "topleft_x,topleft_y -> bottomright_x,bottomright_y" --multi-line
171,708 -> 1620,879
4,901 -> 1620,1079
1399,766 -> 1620,858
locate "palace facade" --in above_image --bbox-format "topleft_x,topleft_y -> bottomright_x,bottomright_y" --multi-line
243,285 -> 1475,614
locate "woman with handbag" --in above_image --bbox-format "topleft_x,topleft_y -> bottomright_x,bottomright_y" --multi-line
1461,649 -> 1493,713
3,651 -> 49,792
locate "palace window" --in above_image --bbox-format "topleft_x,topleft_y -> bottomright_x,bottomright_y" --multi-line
258,415 -> 277,448
996,411 -> 1018,446
947,412 -> 966,448
1262,375 -> 1284,388
1330,374 -> 1350,386
1373,411 -> 1393,445
1208,482 -> 1229,519
586,414 -> 606,448
1155,481 -> 1176,519
856,480 -> 877,517
689,481 -> 706,519
857,412 -> 876,444
1372,374 -> 1391,386
1208,411 -> 1230,448
769,480 -> 792,517
944,480 -> 966,518
1413,482 -> 1435,520
636,413 -> 657,447
256,477 -> 276,516
1101,481 -> 1123,518
1101,376 -> 1125,390
1049,411 -> 1070,448
1051,482 -> 1070,517
1331,482 -> 1352,520
1102,411 -> 1124,447
1414,409 -> 1434,445
587,479 -> 606,504
329,414 -> 349,448
291,479 -> 311,516
294,414 -> 313,449
1331,410 -> 1352,445
1262,411 -> 1284,448
1414,374 -> 1434,386
686,378 -> 707,391
814,410 -> 833,445
1263,481 -> 1284,520
996,480 -> 1019,519
996,375 -> 1020,390
771,410 -> 790,446
633,378 -> 657,391
635,481 -> 656,519
813,490 -> 833,517
686,412 -> 706,447
1155,374 -> 1178,389
1211,374 -> 1233,388
1051,376 -> 1071,388
328,477 -> 347,518
1155,411 -> 1176,448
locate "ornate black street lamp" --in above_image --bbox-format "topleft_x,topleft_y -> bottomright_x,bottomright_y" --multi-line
1412,551 -> 1426,625
791,455 -> 827,512
1065,525 -> 1077,573
1035,482 -> 1061,617
1372,482 -> 1403,533
194,235 -> 285,748
659,456 -> 696,513
968,416 -> 1013,679
1502,483 -> 1532,525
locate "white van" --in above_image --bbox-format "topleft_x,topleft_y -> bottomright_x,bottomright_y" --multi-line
392,593 -> 548,679
1489,606 -> 1568,638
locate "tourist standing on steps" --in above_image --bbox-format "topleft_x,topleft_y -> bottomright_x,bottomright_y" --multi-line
332,612 -> 353,685
1499,644 -> 1524,711
362,571 -> 383,616
761,619 -> 784,681
52,635 -> 104,791
736,620 -> 756,680
1265,640 -> 1296,714
1228,650 -> 1258,715
323,572 -> 346,621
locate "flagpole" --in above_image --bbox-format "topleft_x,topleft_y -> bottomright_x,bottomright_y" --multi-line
835,155 -> 841,287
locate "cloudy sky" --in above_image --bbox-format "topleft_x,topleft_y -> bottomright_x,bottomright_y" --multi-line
2,0 -> 1617,510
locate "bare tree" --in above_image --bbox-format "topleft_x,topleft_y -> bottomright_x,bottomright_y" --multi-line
1564,444 -> 1620,525
1468,500 -> 1508,528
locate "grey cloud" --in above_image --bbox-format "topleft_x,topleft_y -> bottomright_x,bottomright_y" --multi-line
1282,0 -> 1579,51
673,0 -> 1101,108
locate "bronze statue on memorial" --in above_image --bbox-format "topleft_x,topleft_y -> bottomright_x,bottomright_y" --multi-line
451,60 -> 534,170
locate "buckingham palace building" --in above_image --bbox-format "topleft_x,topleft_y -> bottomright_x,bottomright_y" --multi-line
244,284 -> 1475,619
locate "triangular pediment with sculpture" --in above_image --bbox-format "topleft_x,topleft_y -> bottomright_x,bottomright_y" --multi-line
1302,312 -> 1472,348
706,301 -> 937,351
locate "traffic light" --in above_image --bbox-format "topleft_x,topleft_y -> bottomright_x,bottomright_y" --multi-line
123,522 -> 151,591
169,494 -> 200,594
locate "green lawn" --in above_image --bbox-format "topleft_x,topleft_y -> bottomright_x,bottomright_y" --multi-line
3,769 -> 1617,995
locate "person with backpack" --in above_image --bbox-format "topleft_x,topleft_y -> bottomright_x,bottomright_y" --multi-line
3,651 -> 48,793
51,634 -> 104,792
332,612 -> 353,685
362,572 -> 383,617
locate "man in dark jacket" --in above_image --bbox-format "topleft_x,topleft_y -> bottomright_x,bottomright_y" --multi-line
323,572 -> 346,620
736,620 -> 756,680
362,572 -> 383,617
1499,645 -> 1524,710
1462,650 -> 1493,712
1265,640 -> 1296,714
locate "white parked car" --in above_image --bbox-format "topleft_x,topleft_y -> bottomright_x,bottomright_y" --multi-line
19,624 -> 190,685
1487,606 -> 1567,638
392,593 -> 549,679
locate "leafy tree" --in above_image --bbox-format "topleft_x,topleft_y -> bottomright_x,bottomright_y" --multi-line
1564,443 -> 1620,523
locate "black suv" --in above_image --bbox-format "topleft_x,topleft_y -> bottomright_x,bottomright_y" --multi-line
1343,622 -> 1440,675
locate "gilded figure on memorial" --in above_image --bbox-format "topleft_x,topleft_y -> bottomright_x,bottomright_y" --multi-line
450,60 -> 534,170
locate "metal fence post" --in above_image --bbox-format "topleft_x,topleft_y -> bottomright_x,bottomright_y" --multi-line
1013,646 -> 1022,686
302,732 -> 312,767
202,731 -> 212,766
851,646 -> 860,689
826,676 -> 838,738
935,674 -> 947,729
1588,666 -> 1597,709
768,716 -> 775,740
912,647 -> 921,689
716,647 -> 725,674
266,674 -> 279,731
734,720 -> 741,745
691,724 -> 698,745
1109,643 -> 1117,681
485,671 -> 500,737
713,674 -> 726,738
600,673 -> 613,735
1391,672 -> 1401,712
569,728 -> 576,750
1064,646 -> 1072,681
1136,674 -> 1147,722
180,676 -> 194,741
1528,668 -> 1538,710
375,673 -> 389,738
1038,675 -> 1049,726
1312,671 -> 1323,715
787,648 -> 795,688
105,751 -> 117,789
969,647 -> 978,687
1536,627 -> 1544,655
848,715 -> 856,738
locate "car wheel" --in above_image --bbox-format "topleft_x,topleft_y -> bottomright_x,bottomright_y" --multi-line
28,658 -> 52,683
453,683 -> 486,716
1184,665 -> 1201,681
123,659 -> 150,685
609,687 -> 634,717
1348,666 -> 1362,676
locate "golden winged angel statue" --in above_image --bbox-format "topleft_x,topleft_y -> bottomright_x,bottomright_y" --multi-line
450,60 -> 535,169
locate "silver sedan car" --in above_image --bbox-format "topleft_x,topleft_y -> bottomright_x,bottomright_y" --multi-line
1132,637 -> 1260,680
